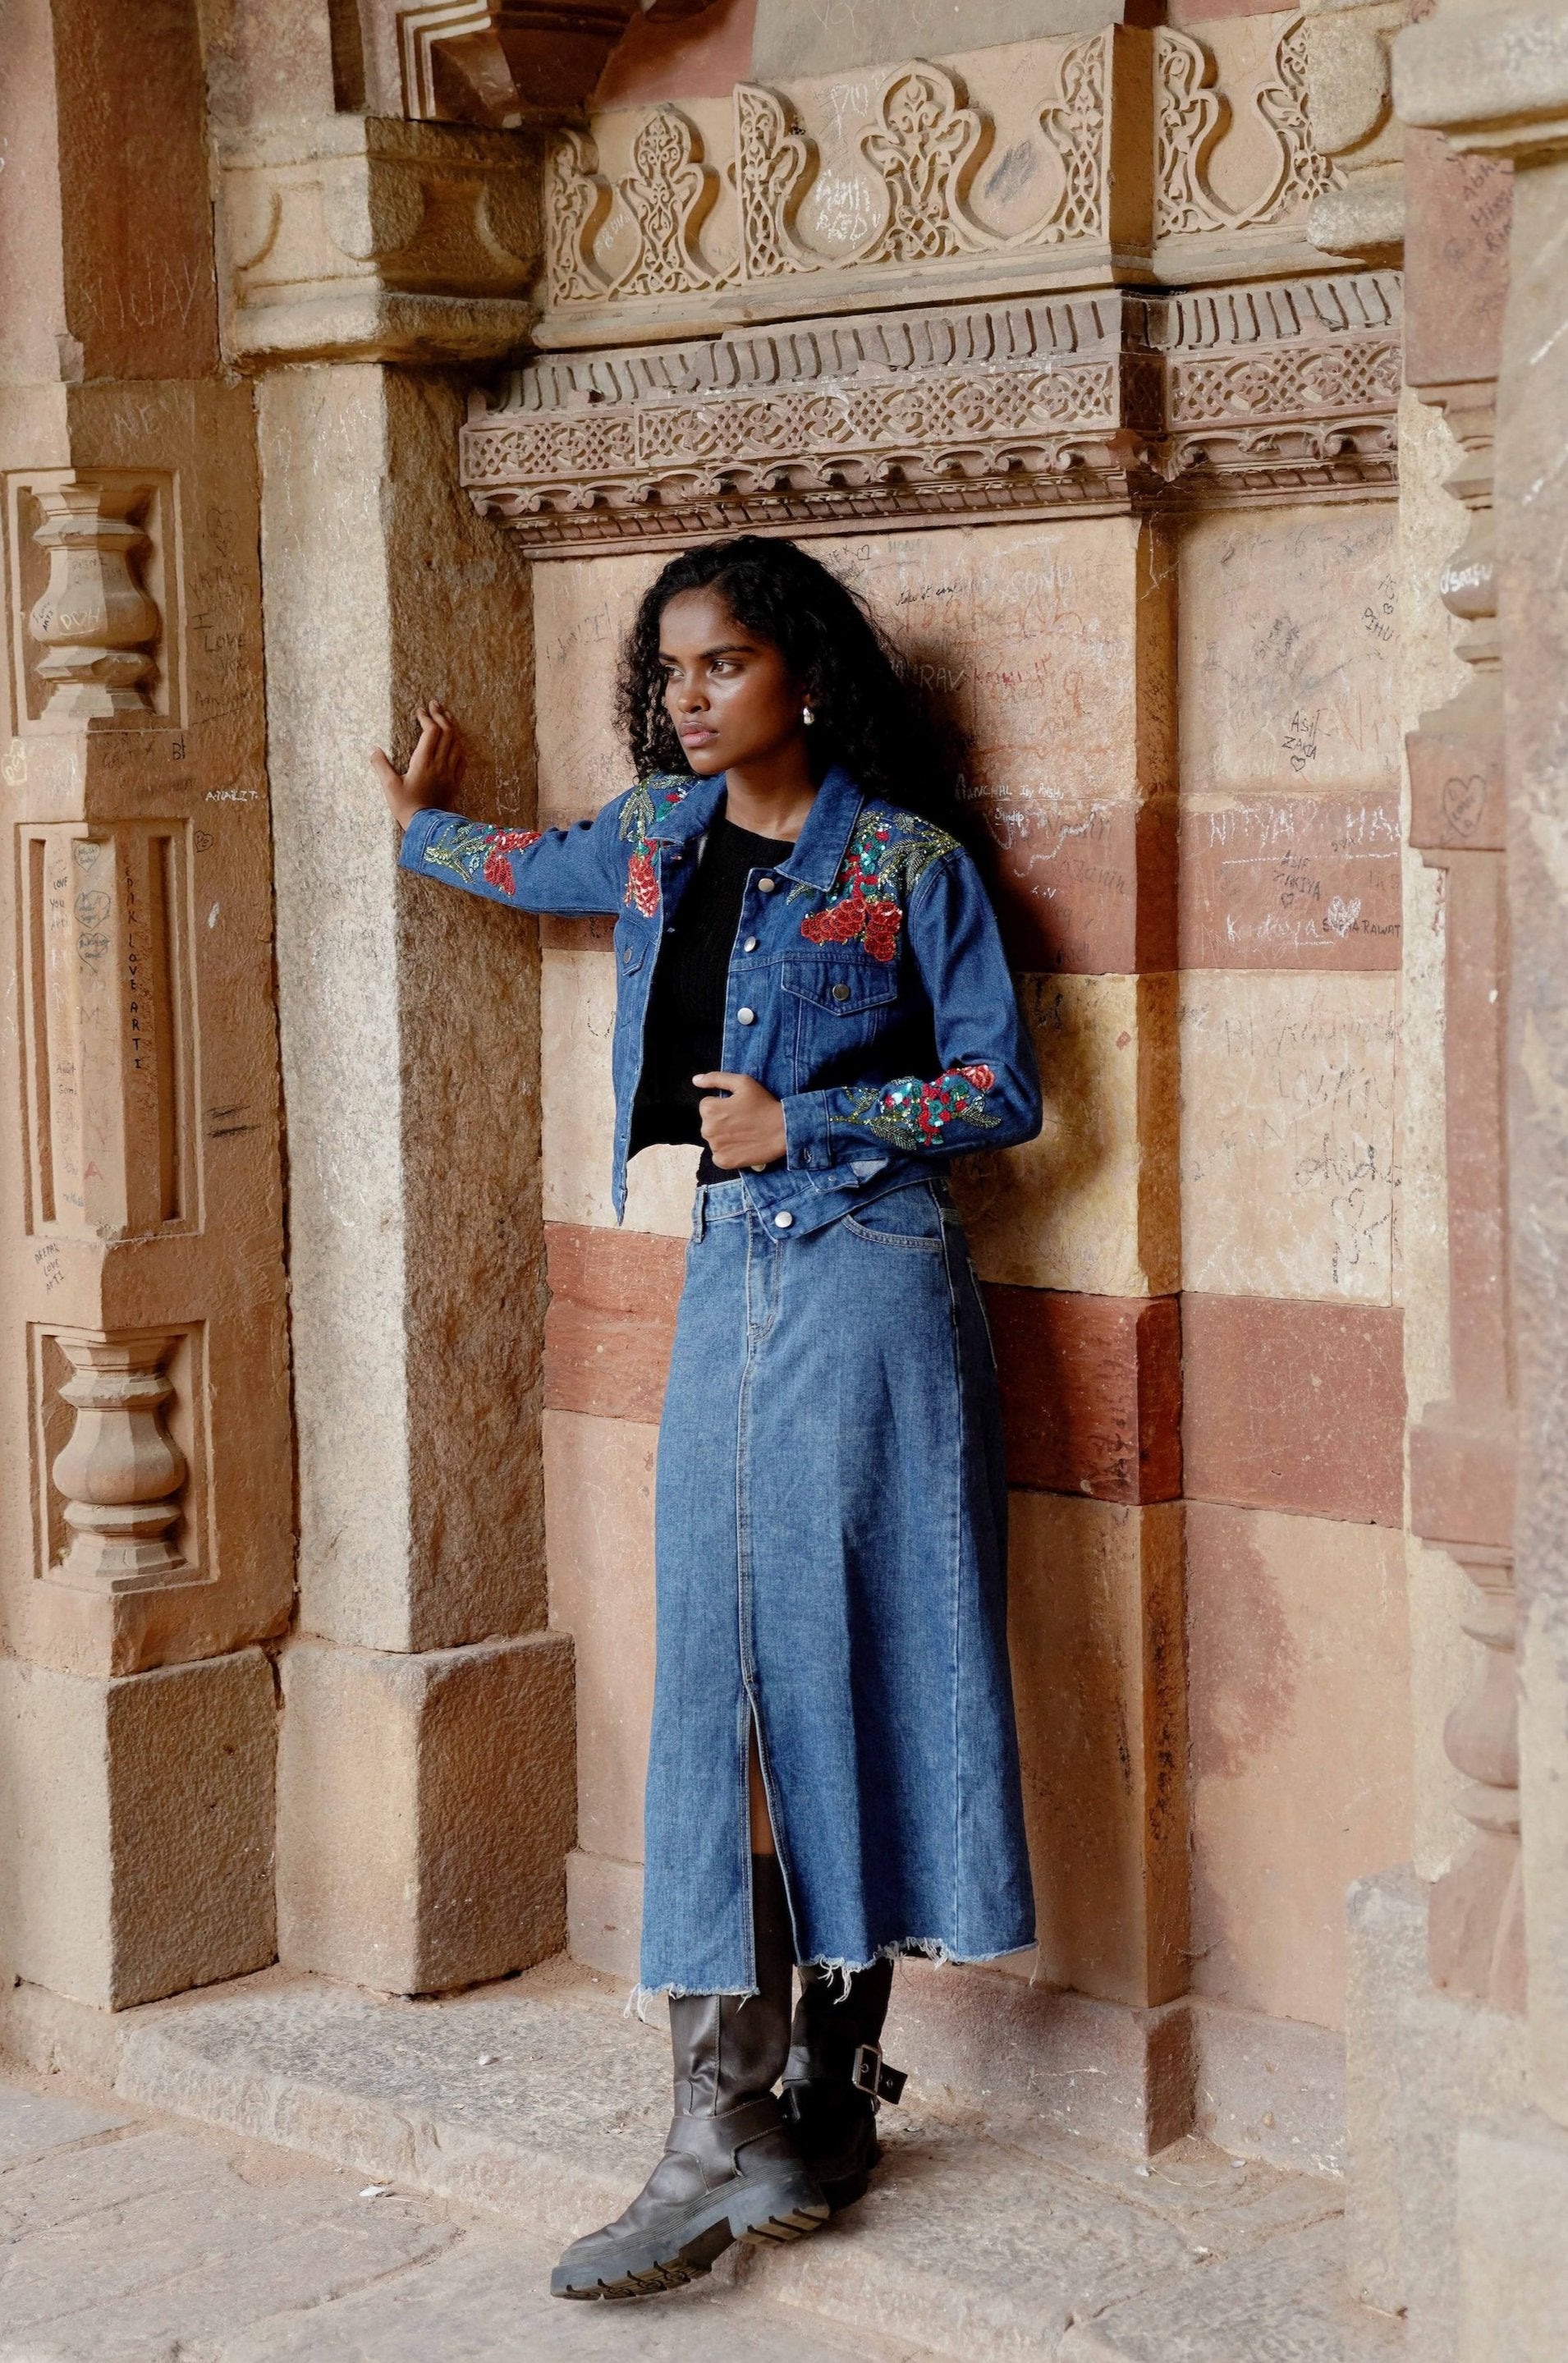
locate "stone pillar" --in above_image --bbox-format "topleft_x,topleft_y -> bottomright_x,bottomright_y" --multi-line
0,0 -> 287,2014
207,45 -> 575,1989
1394,5 -> 1568,2355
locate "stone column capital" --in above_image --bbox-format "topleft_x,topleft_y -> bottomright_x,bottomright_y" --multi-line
1394,0 -> 1568,160
215,114 -> 539,368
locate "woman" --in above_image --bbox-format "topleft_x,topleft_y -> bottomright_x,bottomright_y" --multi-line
374,535 -> 1041,2302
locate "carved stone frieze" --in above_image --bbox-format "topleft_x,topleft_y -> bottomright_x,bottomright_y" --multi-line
216,115 -> 539,365
537,16 -> 1341,348
461,268 -> 1400,548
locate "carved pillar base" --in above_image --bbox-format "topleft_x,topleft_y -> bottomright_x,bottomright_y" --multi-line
1430,1543 -> 1528,2011
48,1332 -> 188,1594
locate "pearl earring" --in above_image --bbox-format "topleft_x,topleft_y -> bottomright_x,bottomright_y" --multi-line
801,704 -> 814,726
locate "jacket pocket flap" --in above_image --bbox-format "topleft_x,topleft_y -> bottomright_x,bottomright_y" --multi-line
781,961 -> 900,1014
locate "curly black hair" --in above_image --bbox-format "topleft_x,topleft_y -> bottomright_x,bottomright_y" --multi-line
615,535 -> 965,834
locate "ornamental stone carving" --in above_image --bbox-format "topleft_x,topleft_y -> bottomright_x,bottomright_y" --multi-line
43,1329 -> 195,1593
534,16 -> 1340,349
461,269 -> 1400,548
15,475 -> 167,727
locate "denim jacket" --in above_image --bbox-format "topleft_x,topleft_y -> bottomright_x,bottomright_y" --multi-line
399,764 -> 1042,1236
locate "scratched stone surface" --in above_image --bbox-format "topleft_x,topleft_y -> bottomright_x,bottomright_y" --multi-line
540,943 -> 699,1236
1178,970 -> 1398,1304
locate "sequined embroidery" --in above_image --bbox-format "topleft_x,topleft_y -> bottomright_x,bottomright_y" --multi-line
837,1063 -> 1000,1150
619,775 -> 694,915
796,809 -> 956,965
420,819 -> 541,897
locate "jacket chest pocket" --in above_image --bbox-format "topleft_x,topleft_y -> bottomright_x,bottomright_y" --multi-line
782,959 -> 900,1092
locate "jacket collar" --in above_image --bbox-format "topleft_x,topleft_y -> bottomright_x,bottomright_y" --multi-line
645,764 -> 864,893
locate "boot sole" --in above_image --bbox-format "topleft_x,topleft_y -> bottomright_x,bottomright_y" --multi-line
551,2173 -> 829,2301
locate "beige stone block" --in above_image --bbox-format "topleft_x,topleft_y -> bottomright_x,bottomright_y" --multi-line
1179,970 -> 1398,1302
1006,1494 -> 1188,2009
541,947 -> 698,1236
276,1632 -> 575,1995
1187,1503 -> 1414,2030
259,365 -> 546,1655
1180,504 -> 1403,798
1458,2111 -> 1568,2363
543,1409 -> 658,1866
566,1847 -> 642,1983
752,0 -> 1117,80
0,1649 -> 275,2011
957,974 -> 1179,1297
534,553 -> 666,831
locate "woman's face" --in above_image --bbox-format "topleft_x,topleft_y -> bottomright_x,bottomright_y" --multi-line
658,586 -> 807,776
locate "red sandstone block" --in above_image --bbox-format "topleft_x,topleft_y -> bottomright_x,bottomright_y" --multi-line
986,1287 -> 1183,1504
544,1224 -> 684,1423
1182,1293 -> 1405,1527
1178,793 -> 1402,969
984,796 -> 1178,977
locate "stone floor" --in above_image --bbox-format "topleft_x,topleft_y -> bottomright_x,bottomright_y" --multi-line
0,1959 -> 1408,2361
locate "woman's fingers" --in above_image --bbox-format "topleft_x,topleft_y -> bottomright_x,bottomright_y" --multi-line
692,1072 -> 745,1096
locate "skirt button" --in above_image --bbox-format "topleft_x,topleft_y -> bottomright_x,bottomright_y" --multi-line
773,1210 -> 794,1228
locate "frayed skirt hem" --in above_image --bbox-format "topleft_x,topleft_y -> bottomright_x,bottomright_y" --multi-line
627,1933 -> 1038,2014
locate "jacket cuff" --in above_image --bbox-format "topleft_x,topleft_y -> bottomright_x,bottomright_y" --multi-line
398,808 -> 455,874
782,1090 -> 837,1173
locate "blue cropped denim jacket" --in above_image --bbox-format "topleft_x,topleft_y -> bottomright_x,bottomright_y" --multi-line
400,764 -> 1042,1236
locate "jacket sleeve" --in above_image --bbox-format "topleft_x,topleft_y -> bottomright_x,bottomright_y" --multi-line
397,794 -> 630,916
780,846 -> 1042,1172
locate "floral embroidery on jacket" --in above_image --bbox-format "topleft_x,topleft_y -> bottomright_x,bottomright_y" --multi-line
795,809 -> 957,964
619,775 -> 693,915
837,1063 -> 1001,1151
421,819 -> 542,898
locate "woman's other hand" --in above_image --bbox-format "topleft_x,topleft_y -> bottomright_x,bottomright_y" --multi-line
371,700 -> 466,828
694,1072 -> 788,1170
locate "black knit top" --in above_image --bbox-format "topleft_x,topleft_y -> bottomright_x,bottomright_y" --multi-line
629,813 -> 795,1183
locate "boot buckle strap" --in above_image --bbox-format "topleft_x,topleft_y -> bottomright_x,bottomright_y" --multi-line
851,2042 -> 907,2105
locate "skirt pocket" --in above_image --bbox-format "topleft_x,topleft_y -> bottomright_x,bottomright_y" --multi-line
843,1180 -> 946,1250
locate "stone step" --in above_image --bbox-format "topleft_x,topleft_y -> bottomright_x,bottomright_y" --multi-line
4,1962 -> 1401,2362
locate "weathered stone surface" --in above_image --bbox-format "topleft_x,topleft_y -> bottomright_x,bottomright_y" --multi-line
0,1650 -> 276,2011
1344,1867 -> 1427,2310
543,1410 -> 658,1868
259,364 -> 547,1658
751,0 -> 1121,81
988,1288 -> 1183,1503
958,975 -> 1180,1299
1178,972 -> 1398,1302
1009,1496 -> 1188,2008
1186,1504 -> 1413,2030
543,1223 -> 685,1422
1457,2109 -> 1568,2363
1179,792 -> 1402,968
1190,1994 -> 1350,2178
276,1634 -> 575,1994
1389,1978 -> 1529,2363
1182,1293 -> 1405,1526
566,1847 -> 644,1984
1057,2211 -> 1402,2361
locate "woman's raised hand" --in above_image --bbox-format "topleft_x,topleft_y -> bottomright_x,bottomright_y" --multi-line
370,700 -> 466,828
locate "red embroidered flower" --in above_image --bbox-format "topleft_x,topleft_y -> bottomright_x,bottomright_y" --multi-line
958,1062 -> 995,1092
479,828 -> 541,897
626,851 -> 660,917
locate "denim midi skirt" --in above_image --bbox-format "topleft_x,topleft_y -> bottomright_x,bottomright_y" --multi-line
640,1173 -> 1037,1998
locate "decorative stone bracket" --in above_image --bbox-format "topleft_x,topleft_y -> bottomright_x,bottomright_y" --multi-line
461,268 -> 1401,550
397,2 -> 710,130
6,471 -> 175,730
216,114 -> 540,365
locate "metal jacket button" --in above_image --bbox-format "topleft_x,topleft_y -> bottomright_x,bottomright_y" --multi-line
758,876 -> 777,892
736,1007 -> 756,1025
832,982 -> 850,1001
744,937 -> 759,952
773,1210 -> 793,1228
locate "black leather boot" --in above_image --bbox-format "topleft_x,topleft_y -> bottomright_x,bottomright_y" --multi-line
782,1957 -> 907,2210
552,1856 -> 826,2300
